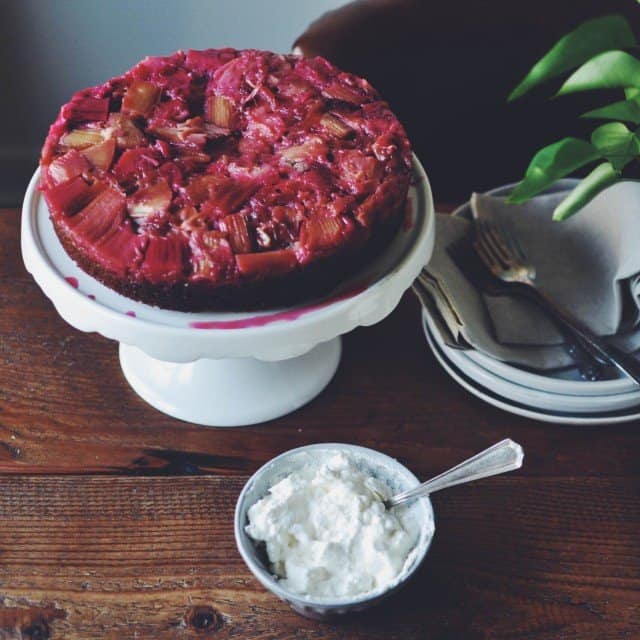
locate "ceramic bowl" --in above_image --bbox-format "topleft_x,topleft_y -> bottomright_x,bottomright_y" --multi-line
234,443 -> 434,620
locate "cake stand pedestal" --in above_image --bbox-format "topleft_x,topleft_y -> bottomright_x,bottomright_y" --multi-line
119,340 -> 341,426
21,156 -> 434,426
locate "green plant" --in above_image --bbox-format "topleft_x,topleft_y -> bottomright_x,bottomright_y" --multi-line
508,13 -> 640,220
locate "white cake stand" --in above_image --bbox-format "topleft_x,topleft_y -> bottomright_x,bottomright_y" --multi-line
21,156 -> 434,426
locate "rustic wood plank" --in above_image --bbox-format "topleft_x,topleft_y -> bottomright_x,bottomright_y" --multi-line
0,475 -> 638,640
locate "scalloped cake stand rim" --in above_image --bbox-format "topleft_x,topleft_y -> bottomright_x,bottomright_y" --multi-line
22,154 -> 434,363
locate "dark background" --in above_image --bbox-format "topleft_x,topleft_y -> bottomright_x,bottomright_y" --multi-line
297,0 -> 640,202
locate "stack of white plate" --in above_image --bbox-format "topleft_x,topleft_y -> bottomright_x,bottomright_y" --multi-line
423,310 -> 640,424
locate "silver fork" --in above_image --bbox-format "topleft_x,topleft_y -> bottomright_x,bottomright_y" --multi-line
474,219 -> 640,385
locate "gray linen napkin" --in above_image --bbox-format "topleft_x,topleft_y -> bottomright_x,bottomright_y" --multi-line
426,181 -> 640,370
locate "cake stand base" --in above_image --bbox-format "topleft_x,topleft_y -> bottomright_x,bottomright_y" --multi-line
119,338 -> 342,426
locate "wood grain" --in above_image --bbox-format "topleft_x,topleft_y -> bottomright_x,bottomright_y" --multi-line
2,202 -> 640,639
0,476 -> 638,640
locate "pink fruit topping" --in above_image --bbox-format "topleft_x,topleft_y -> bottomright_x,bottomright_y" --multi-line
47,150 -> 90,185
81,138 -> 116,171
39,48 -> 411,307
63,97 -> 110,123
122,81 -> 160,117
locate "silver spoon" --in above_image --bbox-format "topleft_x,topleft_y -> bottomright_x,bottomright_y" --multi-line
385,439 -> 524,509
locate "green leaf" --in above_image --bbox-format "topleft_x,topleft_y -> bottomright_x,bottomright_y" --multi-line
558,51 -> 640,95
582,98 -> 640,124
590,122 -> 640,171
509,15 -> 635,101
553,162 -> 618,220
508,138 -> 602,204
625,87 -> 640,99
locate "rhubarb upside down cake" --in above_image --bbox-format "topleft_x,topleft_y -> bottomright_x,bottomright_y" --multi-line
40,49 -> 412,310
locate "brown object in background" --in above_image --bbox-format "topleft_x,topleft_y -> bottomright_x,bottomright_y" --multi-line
294,0 -> 640,200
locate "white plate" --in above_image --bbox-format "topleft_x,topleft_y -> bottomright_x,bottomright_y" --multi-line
424,311 -> 640,413
465,347 -> 639,396
450,179 -> 639,397
423,318 -> 640,425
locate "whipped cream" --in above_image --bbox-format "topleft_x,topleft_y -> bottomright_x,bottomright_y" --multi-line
245,451 -> 420,599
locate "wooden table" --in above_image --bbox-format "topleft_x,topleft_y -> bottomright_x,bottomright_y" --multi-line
1,206 -> 639,639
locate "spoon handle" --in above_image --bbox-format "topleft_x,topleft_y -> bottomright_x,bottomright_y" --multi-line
386,439 -> 524,508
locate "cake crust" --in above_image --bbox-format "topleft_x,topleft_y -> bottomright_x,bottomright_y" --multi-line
40,49 -> 411,310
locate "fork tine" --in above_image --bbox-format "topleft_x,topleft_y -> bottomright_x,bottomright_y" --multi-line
478,220 -> 509,266
473,236 -> 502,277
482,220 -> 517,267
495,217 -> 527,264
476,222 -> 509,268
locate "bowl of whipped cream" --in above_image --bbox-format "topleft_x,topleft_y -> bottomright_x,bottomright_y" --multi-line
234,443 -> 435,619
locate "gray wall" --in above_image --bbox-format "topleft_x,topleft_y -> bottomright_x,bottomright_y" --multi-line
0,0 -> 346,205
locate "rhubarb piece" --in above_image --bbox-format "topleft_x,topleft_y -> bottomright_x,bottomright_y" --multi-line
203,123 -> 230,139
220,213 -> 252,253
174,152 -> 211,174
122,81 -> 160,116
357,180 -> 404,226
127,180 -> 172,220
214,179 -> 258,214
320,113 -> 353,138
47,150 -> 90,185
322,82 -> 363,104
279,137 -> 328,170
68,186 -> 126,244
140,234 -> 186,283
179,205 -> 206,230
44,176 -> 100,215
185,174 -> 223,206
157,161 -> 183,190
276,76 -> 315,101
98,224 -> 145,275
189,231 -> 234,279
372,133 -> 400,162
236,249 -> 297,277
186,175 -> 256,213
152,97 -> 190,122
107,113 -> 145,148
185,48 -> 237,72
63,97 -> 109,122
338,150 -> 382,194
81,137 -> 116,170
244,105 -> 286,141
154,139 -> 171,158
113,147 -> 161,183
272,205 -> 304,233
148,117 -> 207,148
300,216 -> 345,250
60,128 -> 105,149
205,95 -> 234,127
179,151 -> 211,165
